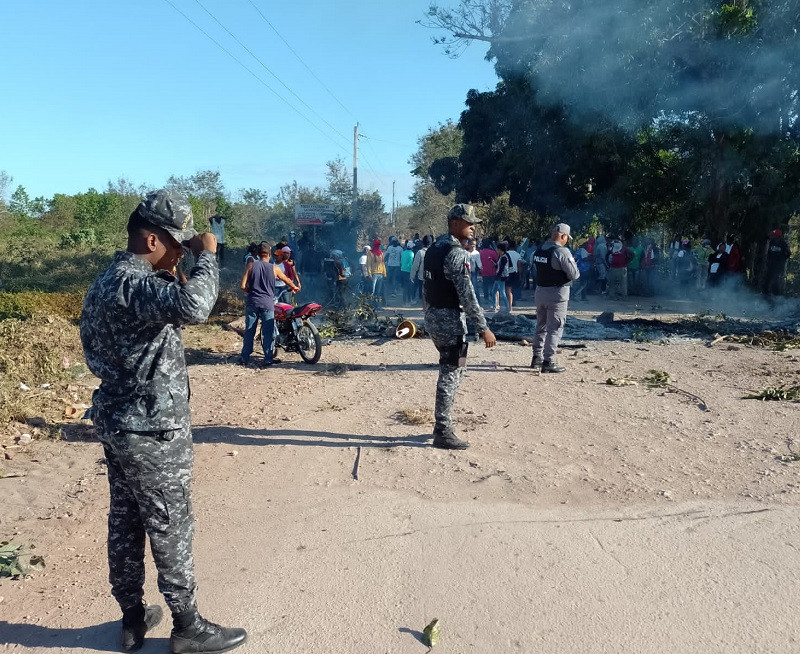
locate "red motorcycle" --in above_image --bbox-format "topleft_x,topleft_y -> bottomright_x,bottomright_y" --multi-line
273,301 -> 323,364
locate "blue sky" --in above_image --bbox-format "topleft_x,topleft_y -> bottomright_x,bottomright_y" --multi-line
1,1 -> 499,210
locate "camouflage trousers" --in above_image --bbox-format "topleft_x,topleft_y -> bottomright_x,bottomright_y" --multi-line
99,426 -> 196,614
430,333 -> 468,432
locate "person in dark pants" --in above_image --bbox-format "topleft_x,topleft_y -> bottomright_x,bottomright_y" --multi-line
239,243 -> 299,366
424,204 -> 496,449
763,228 -> 790,297
80,190 -> 247,654
531,223 -> 580,373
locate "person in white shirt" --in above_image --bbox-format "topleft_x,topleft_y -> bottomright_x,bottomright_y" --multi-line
505,239 -> 522,311
462,238 -> 482,290
209,214 -> 226,267
384,237 -> 404,296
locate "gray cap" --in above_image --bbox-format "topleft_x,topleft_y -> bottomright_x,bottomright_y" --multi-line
136,190 -> 197,243
554,223 -> 572,238
447,203 -> 481,224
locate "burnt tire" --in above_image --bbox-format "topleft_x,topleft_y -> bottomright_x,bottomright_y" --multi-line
297,321 -> 322,364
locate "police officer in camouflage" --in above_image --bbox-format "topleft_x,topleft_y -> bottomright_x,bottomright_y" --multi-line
424,204 -> 497,450
531,223 -> 580,373
80,190 -> 247,654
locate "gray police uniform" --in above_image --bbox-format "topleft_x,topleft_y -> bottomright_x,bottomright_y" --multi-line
532,240 -> 579,362
81,249 -> 218,614
424,234 -> 488,433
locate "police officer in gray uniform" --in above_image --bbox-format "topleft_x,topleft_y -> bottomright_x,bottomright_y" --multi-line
81,190 -> 247,654
531,223 -> 580,373
424,204 -> 497,449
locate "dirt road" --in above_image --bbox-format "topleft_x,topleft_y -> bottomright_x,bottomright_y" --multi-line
2,309 -> 800,653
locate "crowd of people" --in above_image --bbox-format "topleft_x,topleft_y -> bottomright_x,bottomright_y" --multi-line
234,222 -> 792,319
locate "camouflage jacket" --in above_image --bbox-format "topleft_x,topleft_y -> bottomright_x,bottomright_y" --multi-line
424,233 -> 488,338
80,250 -> 218,432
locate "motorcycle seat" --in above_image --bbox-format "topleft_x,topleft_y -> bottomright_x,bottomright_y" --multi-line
289,303 -> 316,318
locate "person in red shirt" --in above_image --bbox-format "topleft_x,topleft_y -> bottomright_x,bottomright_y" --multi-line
606,238 -> 633,299
725,234 -> 743,273
478,238 -> 498,308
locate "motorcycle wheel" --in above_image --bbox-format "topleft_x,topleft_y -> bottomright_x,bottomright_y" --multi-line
297,320 -> 322,364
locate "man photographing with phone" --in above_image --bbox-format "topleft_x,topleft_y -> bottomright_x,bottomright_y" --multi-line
81,190 -> 247,654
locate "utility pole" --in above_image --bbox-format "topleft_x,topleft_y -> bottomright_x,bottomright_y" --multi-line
351,123 -> 358,224
392,180 -> 396,228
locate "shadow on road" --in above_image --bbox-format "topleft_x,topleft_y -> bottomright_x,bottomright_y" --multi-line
0,620 -> 167,652
398,626 -> 427,645
192,425 -> 430,449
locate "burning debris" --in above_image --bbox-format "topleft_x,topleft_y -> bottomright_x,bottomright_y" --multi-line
710,330 -> 800,351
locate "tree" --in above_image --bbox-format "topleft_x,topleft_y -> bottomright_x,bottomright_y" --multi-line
425,0 -> 800,245
166,170 -> 228,230
420,0 -> 514,56
325,157 -> 352,218
106,176 -> 147,197
0,171 -> 12,204
408,121 -> 464,233
9,186 -> 31,217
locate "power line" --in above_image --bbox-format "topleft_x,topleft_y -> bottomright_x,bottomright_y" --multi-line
246,0 -> 357,120
162,0 -> 349,155
360,133 -> 395,183
191,0 -> 351,150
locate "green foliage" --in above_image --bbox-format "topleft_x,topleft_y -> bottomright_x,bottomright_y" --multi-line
481,191 -> 552,241
408,122 -> 462,234
643,369 -> 672,387
715,4 -> 757,37
744,385 -> 800,401
0,292 -> 84,321
59,228 -> 98,248
0,542 -> 44,578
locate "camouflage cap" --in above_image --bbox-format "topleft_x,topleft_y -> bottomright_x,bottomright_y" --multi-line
447,203 -> 481,224
136,190 -> 197,243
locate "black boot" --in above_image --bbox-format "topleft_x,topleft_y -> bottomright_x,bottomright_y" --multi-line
122,602 -> 163,652
541,360 -> 566,373
171,611 -> 247,654
432,427 -> 470,450
530,354 -> 543,369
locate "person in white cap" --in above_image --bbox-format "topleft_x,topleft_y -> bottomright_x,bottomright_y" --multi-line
530,223 -> 580,373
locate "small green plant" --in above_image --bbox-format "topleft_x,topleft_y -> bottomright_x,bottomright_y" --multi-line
744,386 -> 800,402
0,542 -> 45,578
643,369 -> 672,388
631,326 -> 651,343
606,376 -> 638,386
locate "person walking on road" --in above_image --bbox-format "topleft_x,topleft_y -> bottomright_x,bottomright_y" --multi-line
80,190 -> 247,654
424,204 -> 496,449
530,223 -> 580,373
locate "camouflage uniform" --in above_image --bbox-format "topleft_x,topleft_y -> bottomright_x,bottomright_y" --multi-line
424,233 -> 488,434
81,244 -> 218,614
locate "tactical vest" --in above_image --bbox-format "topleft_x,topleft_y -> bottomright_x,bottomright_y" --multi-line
424,241 -> 460,309
533,246 -> 570,287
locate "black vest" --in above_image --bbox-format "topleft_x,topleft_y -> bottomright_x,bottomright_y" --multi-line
423,240 -> 460,309
533,246 -> 570,287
